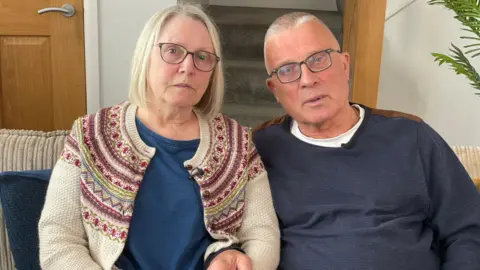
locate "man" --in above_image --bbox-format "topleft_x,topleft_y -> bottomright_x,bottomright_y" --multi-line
248,12 -> 480,269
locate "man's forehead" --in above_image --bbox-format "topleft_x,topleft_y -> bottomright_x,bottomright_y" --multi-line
266,33 -> 331,69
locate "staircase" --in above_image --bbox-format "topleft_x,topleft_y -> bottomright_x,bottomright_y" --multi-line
204,5 -> 344,127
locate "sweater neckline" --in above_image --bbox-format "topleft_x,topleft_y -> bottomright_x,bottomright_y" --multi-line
124,103 -> 210,168
281,103 -> 371,149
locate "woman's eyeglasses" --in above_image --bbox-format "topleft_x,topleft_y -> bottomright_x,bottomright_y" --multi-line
158,43 -> 220,72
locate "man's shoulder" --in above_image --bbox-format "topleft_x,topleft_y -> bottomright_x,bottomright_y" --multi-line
369,107 -> 422,123
362,107 -> 427,143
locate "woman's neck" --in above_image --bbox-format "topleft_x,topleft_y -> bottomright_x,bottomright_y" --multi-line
136,105 -> 200,141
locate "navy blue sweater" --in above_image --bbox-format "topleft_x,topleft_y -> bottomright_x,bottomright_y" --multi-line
253,105 -> 480,270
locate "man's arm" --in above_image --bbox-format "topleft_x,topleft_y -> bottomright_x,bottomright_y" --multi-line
417,122 -> 480,269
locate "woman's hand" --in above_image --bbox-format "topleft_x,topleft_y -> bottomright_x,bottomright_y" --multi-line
207,250 -> 252,270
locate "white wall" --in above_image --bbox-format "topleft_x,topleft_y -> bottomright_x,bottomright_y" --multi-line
378,0 -> 480,146
97,0 -> 176,108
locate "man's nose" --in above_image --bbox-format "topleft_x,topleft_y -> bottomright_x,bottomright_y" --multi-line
299,63 -> 319,88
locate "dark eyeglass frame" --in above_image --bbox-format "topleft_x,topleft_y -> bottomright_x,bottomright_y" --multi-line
158,42 -> 220,72
268,48 -> 342,84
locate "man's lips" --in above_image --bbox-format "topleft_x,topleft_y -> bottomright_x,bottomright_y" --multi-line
304,95 -> 327,105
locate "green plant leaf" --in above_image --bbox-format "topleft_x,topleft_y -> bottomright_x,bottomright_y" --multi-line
464,42 -> 480,47
464,47 -> 480,54
432,44 -> 480,93
429,0 -> 480,96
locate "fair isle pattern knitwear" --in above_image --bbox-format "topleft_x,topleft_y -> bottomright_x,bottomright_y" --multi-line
38,102 -> 280,270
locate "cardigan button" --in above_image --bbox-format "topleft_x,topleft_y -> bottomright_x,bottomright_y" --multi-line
202,191 -> 211,199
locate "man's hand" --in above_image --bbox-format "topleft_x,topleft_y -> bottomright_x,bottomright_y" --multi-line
207,250 -> 252,270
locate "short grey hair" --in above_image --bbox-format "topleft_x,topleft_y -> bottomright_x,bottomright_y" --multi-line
264,12 -> 329,72
128,3 -> 224,119
265,12 -> 318,40
264,12 -> 318,54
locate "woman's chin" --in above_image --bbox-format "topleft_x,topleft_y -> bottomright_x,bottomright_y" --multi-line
165,98 -> 198,109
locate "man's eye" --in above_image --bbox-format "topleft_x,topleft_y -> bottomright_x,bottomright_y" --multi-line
279,66 -> 293,74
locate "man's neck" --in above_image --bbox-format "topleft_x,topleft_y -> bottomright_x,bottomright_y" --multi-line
297,105 -> 360,139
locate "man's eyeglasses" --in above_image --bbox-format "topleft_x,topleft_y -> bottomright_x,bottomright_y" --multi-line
158,43 -> 220,72
268,49 -> 342,84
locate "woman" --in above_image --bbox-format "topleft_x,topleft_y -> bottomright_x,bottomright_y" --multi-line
38,3 -> 280,270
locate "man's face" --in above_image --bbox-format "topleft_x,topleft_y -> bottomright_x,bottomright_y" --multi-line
265,20 -> 351,126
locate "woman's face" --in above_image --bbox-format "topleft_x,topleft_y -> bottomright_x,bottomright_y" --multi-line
146,15 -> 217,109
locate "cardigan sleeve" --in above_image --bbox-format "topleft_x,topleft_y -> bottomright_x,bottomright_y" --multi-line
38,123 -> 103,270
235,137 -> 281,270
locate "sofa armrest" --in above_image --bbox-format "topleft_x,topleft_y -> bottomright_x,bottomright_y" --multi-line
0,206 -> 15,270
0,128 -> 69,270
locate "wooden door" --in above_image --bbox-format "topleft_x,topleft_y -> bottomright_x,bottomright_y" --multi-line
0,0 -> 86,131
342,0 -> 387,108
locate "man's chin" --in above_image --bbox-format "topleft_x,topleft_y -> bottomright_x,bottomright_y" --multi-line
297,110 -> 333,125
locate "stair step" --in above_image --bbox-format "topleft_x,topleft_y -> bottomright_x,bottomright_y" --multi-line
206,5 -> 342,27
217,23 -> 267,60
222,103 -> 284,127
224,59 -> 265,70
217,23 -> 343,60
224,64 -> 276,105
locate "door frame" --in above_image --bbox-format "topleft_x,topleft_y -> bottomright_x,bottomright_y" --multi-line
84,0 -> 100,114
342,0 -> 387,109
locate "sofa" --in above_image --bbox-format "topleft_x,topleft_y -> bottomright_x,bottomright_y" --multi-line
0,128 -> 479,270
0,129 -> 69,270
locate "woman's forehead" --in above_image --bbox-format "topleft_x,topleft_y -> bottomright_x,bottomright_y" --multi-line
157,15 -> 214,52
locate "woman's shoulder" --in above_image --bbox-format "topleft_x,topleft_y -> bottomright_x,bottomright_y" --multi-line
71,101 -> 132,127
209,113 -> 252,132
66,101 -> 135,146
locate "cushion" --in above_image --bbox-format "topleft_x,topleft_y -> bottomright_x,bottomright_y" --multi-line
0,129 -> 68,270
0,129 -> 69,172
0,170 -> 52,270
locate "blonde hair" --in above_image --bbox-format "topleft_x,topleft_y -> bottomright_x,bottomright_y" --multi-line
128,3 -> 224,119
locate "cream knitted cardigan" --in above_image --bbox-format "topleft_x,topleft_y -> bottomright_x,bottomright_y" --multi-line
38,102 -> 280,270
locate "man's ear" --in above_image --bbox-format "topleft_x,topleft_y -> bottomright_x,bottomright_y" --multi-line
341,52 -> 350,78
266,78 -> 280,102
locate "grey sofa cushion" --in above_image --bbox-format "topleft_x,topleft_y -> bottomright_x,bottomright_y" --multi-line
0,129 -> 69,270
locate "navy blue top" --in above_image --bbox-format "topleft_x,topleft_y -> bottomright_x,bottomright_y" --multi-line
253,105 -> 480,270
115,118 -> 213,270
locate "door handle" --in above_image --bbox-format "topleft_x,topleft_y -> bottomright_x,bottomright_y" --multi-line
38,4 -> 76,17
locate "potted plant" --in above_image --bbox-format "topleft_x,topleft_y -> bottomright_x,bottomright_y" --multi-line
428,0 -> 480,96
